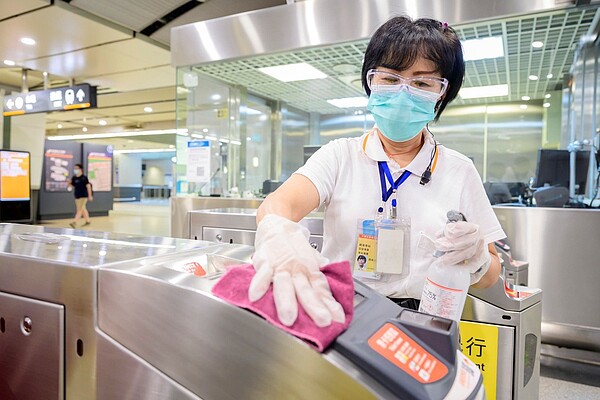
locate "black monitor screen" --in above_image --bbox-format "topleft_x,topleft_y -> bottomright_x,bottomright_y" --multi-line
534,149 -> 590,194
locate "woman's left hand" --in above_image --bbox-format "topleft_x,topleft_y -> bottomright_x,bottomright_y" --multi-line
434,221 -> 491,281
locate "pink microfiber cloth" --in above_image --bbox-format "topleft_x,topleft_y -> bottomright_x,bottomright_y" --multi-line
212,261 -> 354,352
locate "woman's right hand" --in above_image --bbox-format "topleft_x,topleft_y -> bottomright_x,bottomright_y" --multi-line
248,214 -> 346,327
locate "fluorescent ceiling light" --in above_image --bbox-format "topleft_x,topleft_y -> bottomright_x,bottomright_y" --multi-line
545,93 -> 551,99
528,75 -> 539,81
327,97 -> 368,108
211,94 -> 221,101
521,96 -> 530,101
57,124 -> 63,129
3,60 -> 16,66
98,120 -> 107,126
543,102 -> 551,108
532,41 -> 544,48
144,106 -> 153,113
114,148 -> 176,154
20,37 -> 36,46
459,84 -> 508,99
47,128 -> 188,141
259,62 -> 327,82
462,37 -> 504,61
82,127 -> 88,132
546,73 -> 553,79
241,107 -> 263,115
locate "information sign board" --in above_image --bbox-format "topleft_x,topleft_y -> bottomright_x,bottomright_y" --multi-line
3,84 -> 97,116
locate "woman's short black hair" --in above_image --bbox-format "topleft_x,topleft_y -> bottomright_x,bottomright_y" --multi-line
357,255 -> 367,261
361,16 -> 465,121
75,163 -> 83,169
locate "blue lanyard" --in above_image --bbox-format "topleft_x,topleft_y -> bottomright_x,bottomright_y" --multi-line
378,161 -> 411,202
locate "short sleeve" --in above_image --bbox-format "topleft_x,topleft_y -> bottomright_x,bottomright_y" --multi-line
294,140 -> 342,206
460,163 -> 507,243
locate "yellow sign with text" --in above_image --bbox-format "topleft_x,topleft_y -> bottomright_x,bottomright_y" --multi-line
459,321 -> 499,400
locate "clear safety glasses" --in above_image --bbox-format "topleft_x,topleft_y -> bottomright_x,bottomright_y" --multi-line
366,69 -> 448,100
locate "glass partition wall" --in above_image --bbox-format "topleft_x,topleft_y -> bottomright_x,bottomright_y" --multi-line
175,6 -> 599,198
175,68 -> 548,196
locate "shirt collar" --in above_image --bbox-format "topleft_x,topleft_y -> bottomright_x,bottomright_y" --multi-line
362,126 -> 437,175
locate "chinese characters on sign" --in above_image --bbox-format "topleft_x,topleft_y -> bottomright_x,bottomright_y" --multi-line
459,321 -> 499,400
3,84 -> 97,116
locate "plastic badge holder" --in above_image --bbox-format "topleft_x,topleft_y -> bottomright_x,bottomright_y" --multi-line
353,218 -> 411,280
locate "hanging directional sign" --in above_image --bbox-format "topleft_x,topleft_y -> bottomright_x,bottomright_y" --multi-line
3,84 -> 97,117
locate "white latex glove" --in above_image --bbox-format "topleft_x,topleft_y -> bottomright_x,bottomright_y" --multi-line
434,221 -> 491,285
248,214 -> 346,327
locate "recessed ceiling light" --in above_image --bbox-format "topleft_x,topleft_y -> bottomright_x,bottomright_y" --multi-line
532,41 -> 544,48
462,37 -> 504,61
327,97 -> 369,108
259,62 -> 327,82
521,96 -> 531,101
20,37 -> 36,46
459,84 -> 509,99
57,124 -> 63,129
528,75 -> 539,81
546,73 -> 553,79
246,137 -> 251,141
168,144 -> 175,148
202,128 -> 209,133
171,156 -> 177,163
210,94 -> 221,101
82,127 -> 88,132
545,93 -> 551,99
3,60 -> 16,66
543,102 -> 551,108
520,104 -> 528,110
144,106 -> 153,113
98,120 -> 107,126
43,71 -> 48,77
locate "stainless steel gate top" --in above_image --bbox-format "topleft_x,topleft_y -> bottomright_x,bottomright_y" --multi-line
0,223 -> 206,266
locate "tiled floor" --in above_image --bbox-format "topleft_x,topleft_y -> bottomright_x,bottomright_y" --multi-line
34,201 -> 600,399
38,201 -> 171,237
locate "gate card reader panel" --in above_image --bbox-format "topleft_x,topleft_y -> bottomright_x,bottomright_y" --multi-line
334,282 -> 480,400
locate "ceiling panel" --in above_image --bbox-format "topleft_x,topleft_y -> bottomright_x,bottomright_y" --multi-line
24,38 -> 170,83
151,0 -> 286,45
97,87 -> 177,108
133,111 -> 177,122
93,102 -> 176,118
84,65 -> 175,92
0,6 -> 131,67
70,0 -> 189,32
190,6 -> 600,113
0,0 -> 50,21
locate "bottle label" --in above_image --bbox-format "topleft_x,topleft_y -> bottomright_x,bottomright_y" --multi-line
419,277 -> 465,321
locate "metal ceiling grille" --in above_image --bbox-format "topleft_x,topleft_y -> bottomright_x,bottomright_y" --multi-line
194,7 -> 599,114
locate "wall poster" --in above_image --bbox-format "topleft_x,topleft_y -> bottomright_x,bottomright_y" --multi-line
87,152 -> 112,192
45,148 -> 74,192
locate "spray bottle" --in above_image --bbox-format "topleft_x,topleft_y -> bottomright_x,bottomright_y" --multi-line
419,210 -> 470,322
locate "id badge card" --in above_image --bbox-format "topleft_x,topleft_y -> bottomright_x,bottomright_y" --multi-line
353,218 -> 411,280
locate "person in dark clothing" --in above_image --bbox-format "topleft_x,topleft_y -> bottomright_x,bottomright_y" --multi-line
68,163 -> 93,228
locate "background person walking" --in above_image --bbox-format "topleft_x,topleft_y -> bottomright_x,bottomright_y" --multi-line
68,163 -> 93,228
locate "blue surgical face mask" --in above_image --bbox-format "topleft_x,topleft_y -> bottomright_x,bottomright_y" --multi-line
367,90 -> 437,142
74,169 -> 82,175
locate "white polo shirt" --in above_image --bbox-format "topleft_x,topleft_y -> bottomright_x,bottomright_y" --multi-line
295,128 -> 506,299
